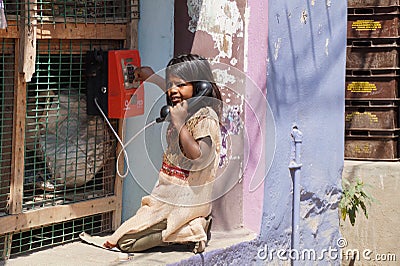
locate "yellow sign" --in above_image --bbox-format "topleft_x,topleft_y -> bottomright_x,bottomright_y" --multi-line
347,82 -> 377,93
345,112 -> 379,123
355,144 -> 370,154
352,20 -> 382,31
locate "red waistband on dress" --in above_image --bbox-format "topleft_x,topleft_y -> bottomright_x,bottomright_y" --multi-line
161,162 -> 190,180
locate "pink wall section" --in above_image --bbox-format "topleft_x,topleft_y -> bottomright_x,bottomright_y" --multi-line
243,0 -> 268,233
173,0 -> 268,233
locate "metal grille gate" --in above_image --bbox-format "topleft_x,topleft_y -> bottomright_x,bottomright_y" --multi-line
0,1 -> 138,259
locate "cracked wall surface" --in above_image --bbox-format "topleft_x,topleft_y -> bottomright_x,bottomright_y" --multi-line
186,0 -> 249,232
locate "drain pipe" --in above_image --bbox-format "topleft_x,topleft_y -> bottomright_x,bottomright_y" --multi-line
289,125 -> 303,266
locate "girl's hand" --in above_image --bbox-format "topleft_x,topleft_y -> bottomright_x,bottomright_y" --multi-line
134,66 -> 167,92
134,66 -> 155,82
170,100 -> 188,129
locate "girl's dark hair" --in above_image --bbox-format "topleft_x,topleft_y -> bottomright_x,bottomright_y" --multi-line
165,54 -> 222,116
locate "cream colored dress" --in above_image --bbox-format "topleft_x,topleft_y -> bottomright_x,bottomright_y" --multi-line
107,106 -> 221,245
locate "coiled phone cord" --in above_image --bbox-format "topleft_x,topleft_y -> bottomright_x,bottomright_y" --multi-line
94,97 -> 157,178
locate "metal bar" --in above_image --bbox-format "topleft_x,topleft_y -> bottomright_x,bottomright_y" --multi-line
289,126 -> 303,266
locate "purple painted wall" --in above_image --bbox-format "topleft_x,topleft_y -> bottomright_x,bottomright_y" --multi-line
262,1 -> 345,259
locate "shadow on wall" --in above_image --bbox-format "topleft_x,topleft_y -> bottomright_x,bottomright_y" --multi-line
267,3 -> 344,119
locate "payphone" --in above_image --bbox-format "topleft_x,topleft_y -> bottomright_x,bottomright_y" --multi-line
86,49 -> 144,119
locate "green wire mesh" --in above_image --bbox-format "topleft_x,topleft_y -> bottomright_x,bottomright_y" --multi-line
0,38 -> 14,217
10,212 -> 112,256
3,0 -> 139,26
1,1 -> 133,259
0,234 -> 8,260
23,39 -> 122,211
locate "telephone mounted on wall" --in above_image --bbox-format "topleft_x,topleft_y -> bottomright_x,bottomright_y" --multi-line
86,49 -> 144,119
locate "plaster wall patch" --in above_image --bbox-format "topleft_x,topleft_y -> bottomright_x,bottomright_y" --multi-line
212,68 -> 237,85
195,0 -> 244,61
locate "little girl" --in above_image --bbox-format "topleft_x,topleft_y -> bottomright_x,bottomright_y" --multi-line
103,54 -> 222,253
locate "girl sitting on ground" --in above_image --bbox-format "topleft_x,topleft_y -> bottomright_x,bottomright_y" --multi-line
103,54 -> 222,253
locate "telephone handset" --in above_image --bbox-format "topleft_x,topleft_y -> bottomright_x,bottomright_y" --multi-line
156,81 -> 213,123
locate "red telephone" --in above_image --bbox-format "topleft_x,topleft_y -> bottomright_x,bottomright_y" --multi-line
108,50 -> 144,119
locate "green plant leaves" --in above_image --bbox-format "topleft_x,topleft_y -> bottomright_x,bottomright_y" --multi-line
339,178 -> 374,226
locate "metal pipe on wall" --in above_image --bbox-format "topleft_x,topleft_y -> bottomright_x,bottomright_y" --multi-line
289,125 -> 303,265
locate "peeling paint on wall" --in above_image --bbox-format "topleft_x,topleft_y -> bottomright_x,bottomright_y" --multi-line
211,65 -> 245,168
223,104 -> 244,134
300,187 -> 341,219
193,0 -> 244,61
300,10 -> 308,24
326,0 -> 332,7
230,57 -> 238,66
220,104 -> 244,167
273,38 -> 282,61
318,24 -> 323,34
187,0 -> 202,33
243,6 -> 250,72
325,38 -> 329,56
300,187 -> 341,242
211,66 -> 245,113
212,67 -> 237,85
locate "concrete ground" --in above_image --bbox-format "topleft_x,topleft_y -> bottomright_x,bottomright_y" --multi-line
3,228 -> 256,266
